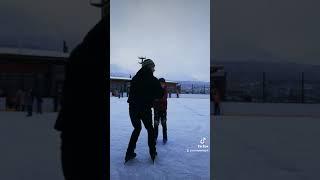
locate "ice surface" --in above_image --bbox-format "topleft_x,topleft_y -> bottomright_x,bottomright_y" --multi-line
111,97 -> 210,180
213,115 -> 320,180
0,112 -> 63,180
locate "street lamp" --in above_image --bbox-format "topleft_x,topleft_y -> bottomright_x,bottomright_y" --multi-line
138,56 -> 147,64
90,0 -> 109,18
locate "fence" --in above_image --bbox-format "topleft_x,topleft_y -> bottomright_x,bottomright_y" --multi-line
223,72 -> 320,104
180,84 -> 210,94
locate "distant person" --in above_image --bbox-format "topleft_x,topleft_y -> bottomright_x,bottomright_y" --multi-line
36,92 -> 43,114
54,13 -> 108,179
26,88 -> 34,117
213,88 -> 221,116
153,78 -> 168,144
20,90 -> 26,111
15,89 -> 22,111
125,59 -> 164,163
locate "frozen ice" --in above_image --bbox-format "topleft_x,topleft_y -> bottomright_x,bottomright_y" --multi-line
111,96 -> 210,180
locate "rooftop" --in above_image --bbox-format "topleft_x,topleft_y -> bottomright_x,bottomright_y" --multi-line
110,76 -> 178,84
0,47 -> 69,58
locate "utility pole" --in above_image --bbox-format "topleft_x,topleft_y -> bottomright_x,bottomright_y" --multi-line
262,72 -> 266,102
138,56 -> 147,64
90,0 -> 108,19
301,72 -> 304,103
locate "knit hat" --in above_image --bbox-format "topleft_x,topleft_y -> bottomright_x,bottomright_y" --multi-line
159,78 -> 166,82
139,59 -> 155,68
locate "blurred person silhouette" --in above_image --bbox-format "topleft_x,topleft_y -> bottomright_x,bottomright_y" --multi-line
213,88 -> 221,115
35,91 -> 43,114
26,88 -> 34,116
54,2 -> 109,179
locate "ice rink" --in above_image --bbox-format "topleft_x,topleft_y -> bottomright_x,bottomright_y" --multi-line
111,96 -> 210,180
212,115 -> 320,180
0,112 -> 63,180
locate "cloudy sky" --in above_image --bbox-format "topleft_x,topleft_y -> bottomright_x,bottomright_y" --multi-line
111,0 -> 210,82
0,0 -> 100,51
212,0 -> 320,65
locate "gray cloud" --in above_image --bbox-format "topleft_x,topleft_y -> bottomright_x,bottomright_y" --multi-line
212,0 -> 320,65
0,0 -> 100,50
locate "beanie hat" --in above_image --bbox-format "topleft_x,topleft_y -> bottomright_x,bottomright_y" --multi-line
139,59 -> 155,68
159,78 -> 166,82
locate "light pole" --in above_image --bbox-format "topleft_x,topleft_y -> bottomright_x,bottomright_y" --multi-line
90,0 -> 108,18
138,56 -> 147,64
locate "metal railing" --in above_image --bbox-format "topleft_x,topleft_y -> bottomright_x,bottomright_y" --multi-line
223,72 -> 320,103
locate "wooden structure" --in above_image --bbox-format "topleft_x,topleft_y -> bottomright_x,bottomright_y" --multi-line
0,48 -> 68,110
110,76 -> 179,97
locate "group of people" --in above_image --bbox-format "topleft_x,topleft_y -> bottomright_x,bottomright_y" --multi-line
14,88 -> 43,116
125,59 -> 168,163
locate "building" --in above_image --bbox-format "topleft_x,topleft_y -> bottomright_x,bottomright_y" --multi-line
0,48 -> 68,111
211,65 -> 227,101
110,76 -> 180,97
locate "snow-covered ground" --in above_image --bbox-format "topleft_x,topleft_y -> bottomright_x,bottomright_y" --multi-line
212,115 -> 320,180
111,97 -> 210,180
0,112 -> 63,180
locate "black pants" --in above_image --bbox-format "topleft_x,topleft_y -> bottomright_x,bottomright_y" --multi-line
27,104 -> 33,116
154,110 -> 167,140
127,105 -> 156,154
60,132 -> 103,180
214,102 -> 220,115
37,102 -> 42,114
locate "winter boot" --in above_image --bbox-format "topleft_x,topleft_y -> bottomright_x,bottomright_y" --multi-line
163,138 -> 167,144
124,152 -> 136,163
150,149 -> 157,163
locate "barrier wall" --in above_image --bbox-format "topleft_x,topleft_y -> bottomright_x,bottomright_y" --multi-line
212,102 -> 320,117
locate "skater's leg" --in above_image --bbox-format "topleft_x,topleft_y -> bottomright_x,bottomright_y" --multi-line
27,105 -> 32,116
126,108 -> 142,154
214,102 -> 218,115
141,109 -> 156,153
154,110 -> 160,141
161,111 -> 167,140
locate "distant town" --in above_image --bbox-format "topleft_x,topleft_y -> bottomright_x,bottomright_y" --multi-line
212,61 -> 320,103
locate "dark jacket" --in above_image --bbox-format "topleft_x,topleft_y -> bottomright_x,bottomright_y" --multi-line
54,16 -> 108,132
127,67 -> 164,109
153,85 -> 168,111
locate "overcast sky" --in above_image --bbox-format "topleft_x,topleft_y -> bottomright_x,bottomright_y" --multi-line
111,0 -> 210,82
212,0 -> 320,65
0,0 -> 100,51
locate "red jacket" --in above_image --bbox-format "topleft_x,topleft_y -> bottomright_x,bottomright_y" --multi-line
153,85 -> 167,111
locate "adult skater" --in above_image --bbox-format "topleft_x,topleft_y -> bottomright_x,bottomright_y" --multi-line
125,59 -> 164,163
153,78 -> 168,144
